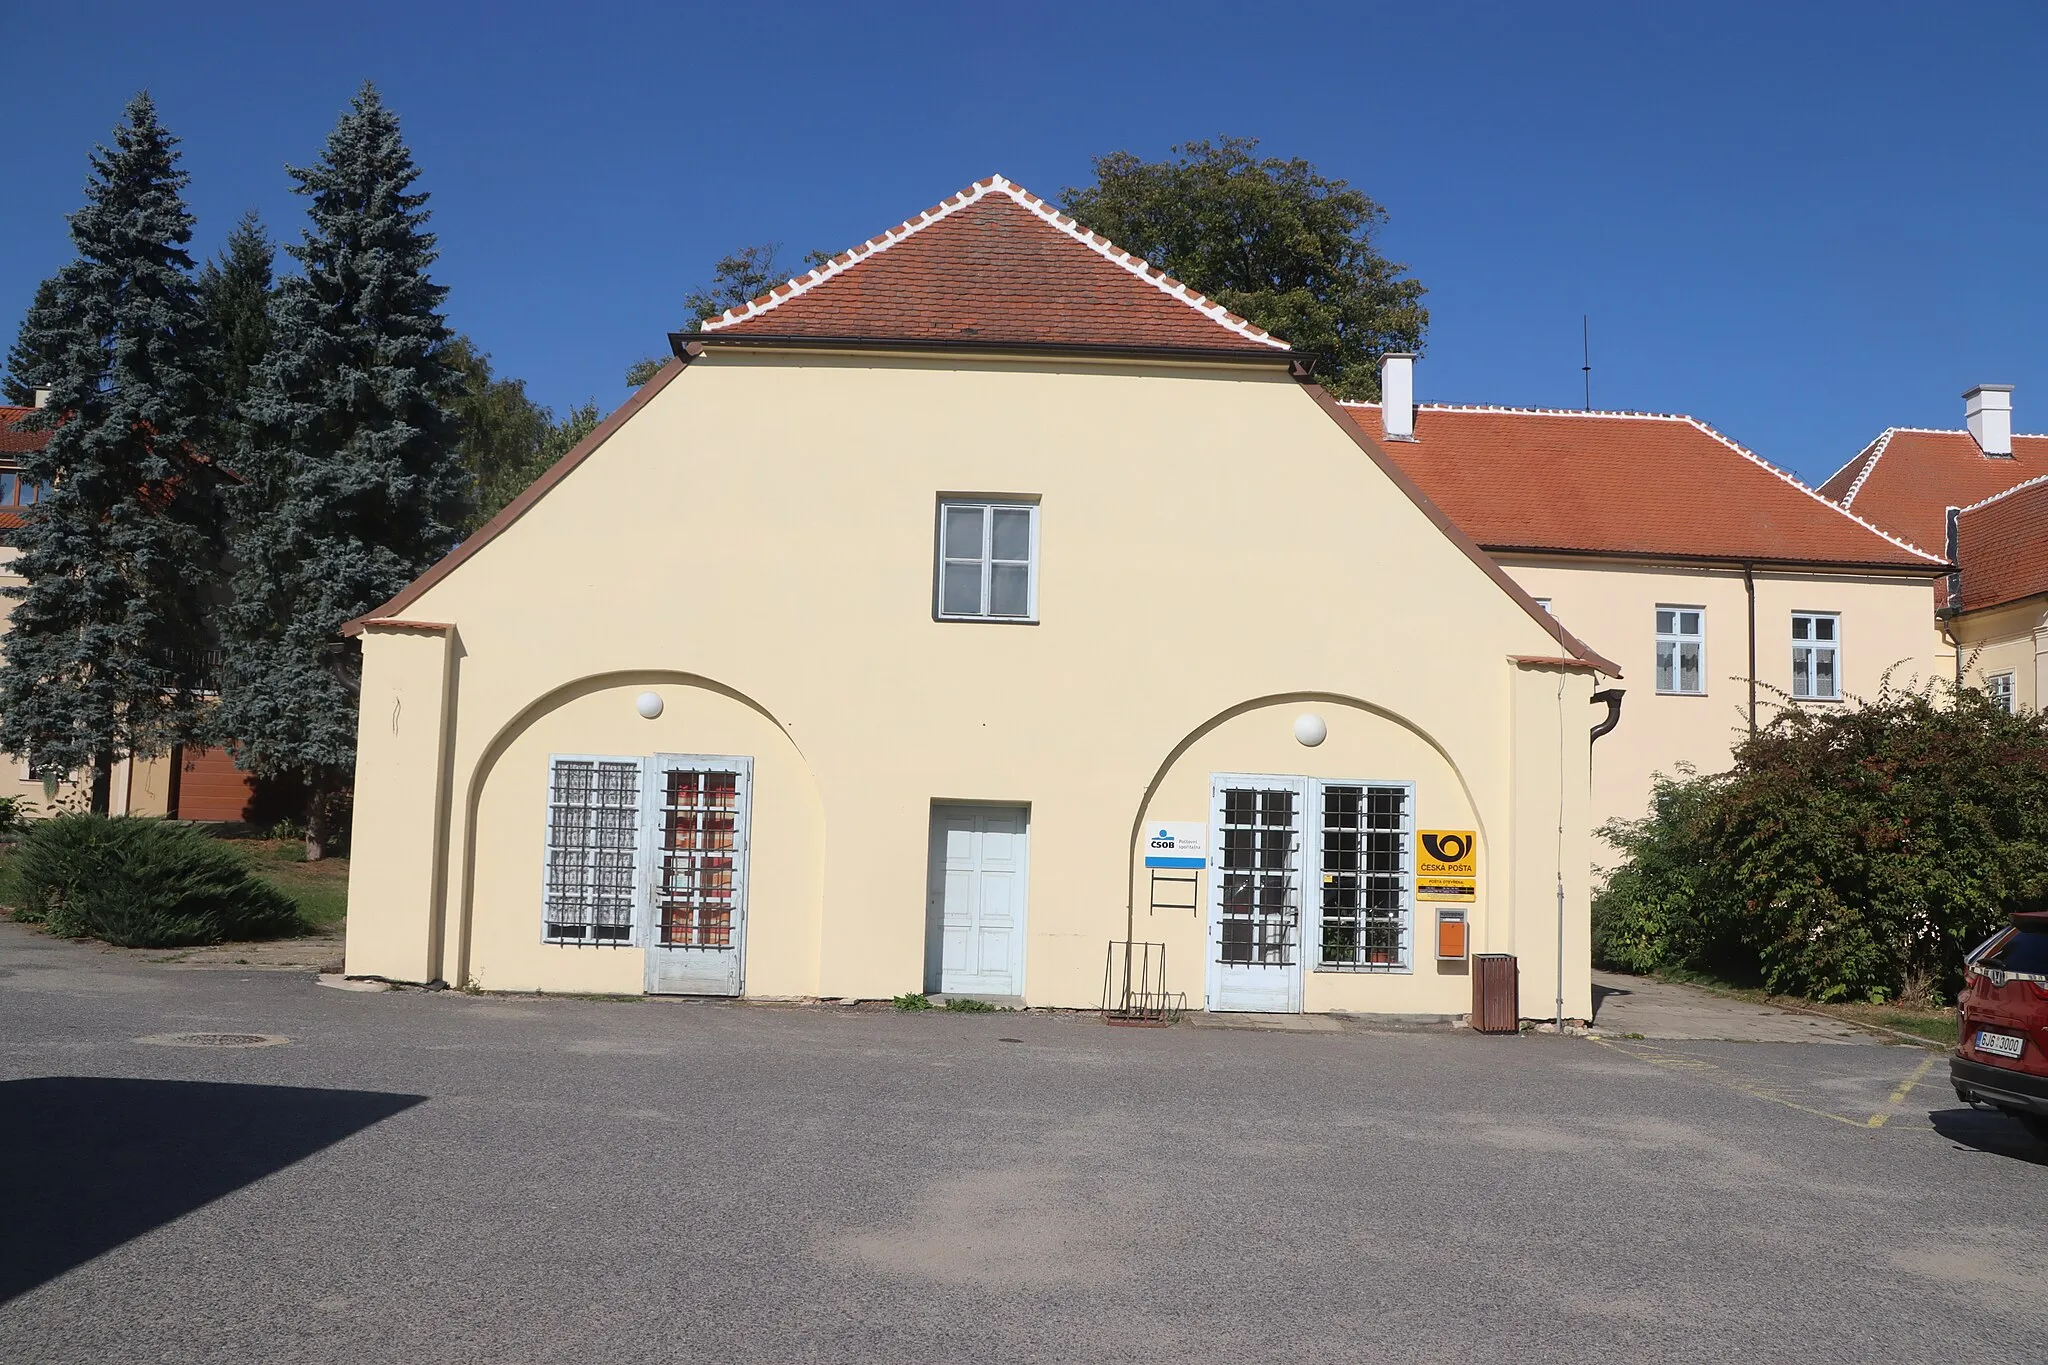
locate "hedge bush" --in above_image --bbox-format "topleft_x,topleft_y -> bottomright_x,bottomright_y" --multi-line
1593,678 -> 2048,1003
11,815 -> 303,948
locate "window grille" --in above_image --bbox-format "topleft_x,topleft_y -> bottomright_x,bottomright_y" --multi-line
657,768 -> 743,947
1987,671 -> 2016,714
543,758 -> 640,944
1317,784 -> 1411,970
937,499 -> 1037,620
1216,787 -> 1297,965
1655,606 -> 1705,694
1791,612 -> 1840,699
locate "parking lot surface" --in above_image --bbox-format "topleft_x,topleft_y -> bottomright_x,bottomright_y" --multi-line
2,920 -> 2043,1365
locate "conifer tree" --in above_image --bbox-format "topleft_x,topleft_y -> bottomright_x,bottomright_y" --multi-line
2,278 -> 71,406
198,210 -> 274,431
0,94 -> 226,811
214,83 -> 466,860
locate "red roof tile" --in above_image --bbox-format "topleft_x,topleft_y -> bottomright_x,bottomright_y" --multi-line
0,405 -> 52,457
1818,428 -> 2048,554
1343,403 -> 1945,571
699,176 -> 1290,356
1955,475 -> 2048,612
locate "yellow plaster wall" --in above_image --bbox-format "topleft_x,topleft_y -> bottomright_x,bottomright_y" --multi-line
1952,599 -> 2048,709
356,350 -> 1598,1011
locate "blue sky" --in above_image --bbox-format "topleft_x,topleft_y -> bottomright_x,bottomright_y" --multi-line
2,0 -> 2043,484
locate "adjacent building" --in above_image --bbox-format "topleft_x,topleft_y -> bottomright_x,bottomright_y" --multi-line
341,175 -> 1617,1018
1341,361 -> 1949,834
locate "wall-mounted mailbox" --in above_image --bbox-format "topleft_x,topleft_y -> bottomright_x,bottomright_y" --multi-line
1435,908 -> 1469,961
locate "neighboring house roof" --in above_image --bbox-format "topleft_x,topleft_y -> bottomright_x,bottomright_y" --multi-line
1954,475 -> 2048,613
0,405 -> 51,457
696,175 -> 1290,357
1340,402 -> 1946,573
1817,427 -> 2048,552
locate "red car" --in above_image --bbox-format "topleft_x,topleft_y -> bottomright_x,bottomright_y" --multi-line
1953,910 -> 2048,1143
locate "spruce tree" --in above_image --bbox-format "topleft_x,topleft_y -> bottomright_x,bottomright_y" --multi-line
214,83 -> 466,860
2,278 -> 71,406
0,94 -> 226,812
198,210 -> 274,431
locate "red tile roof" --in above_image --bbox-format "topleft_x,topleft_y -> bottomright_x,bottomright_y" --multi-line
1342,403 -> 1946,572
0,405 -> 52,457
1817,428 -> 2048,554
698,176 -> 1290,356
1955,475 -> 2048,612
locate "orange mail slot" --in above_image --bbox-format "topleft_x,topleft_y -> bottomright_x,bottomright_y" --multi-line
1436,909 -> 1469,961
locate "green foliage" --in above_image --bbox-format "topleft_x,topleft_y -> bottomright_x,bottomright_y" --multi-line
1059,138 -> 1427,399
623,357 -> 665,389
682,243 -> 789,327
891,992 -> 932,1011
197,209 -> 275,437
13,815 -> 301,947
0,94 -> 228,793
450,336 -> 601,530
215,82 -> 465,809
943,996 -> 996,1012
0,796 -> 31,836
1,278 -> 68,405
1594,678 -> 2048,1002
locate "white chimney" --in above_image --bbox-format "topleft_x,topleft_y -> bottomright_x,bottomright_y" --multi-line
1380,353 -> 1417,440
32,387 -> 51,410
1964,384 -> 2013,457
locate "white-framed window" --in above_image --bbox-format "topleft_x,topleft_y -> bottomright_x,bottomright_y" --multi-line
1791,612 -> 1841,700
1986,671 -> 2016,714
1655,606 -> 1705,695
936,499 -> 1038,621
1313,781 -> 1415,973
542,756 -> 643,945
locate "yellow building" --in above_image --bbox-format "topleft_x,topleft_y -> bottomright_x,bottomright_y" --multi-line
1947,475 -> 2048,709
340,176 -> 1617,1019
1343,373 -> 1949,836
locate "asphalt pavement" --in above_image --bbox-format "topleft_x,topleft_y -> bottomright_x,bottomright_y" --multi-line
2,919 -> 2044,1365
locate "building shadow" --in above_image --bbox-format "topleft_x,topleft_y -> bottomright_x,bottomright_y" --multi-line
0,1077 -> 424,1302
1927,1103 -> 2048,1166
1590,979 -> 1631,1025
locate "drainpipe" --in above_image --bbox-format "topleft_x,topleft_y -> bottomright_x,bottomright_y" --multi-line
1743,562 -> 1758,735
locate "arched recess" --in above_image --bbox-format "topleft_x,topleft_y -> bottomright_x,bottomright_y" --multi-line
450,669 -> 825,996
1122,691 -> 1492,1010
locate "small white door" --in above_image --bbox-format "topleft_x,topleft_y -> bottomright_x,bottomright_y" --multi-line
642,755 -> 751,996
927,805 -> 1029,997
1206,775 -> 1306,1012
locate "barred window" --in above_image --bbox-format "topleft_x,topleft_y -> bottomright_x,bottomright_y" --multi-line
1317,784 -> 1412,971
544,758 -> 641,944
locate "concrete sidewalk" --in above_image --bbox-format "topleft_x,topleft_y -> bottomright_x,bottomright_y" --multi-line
1592,970 -> 1877,1043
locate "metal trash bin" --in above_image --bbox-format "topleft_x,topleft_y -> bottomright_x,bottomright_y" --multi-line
1472,953 -> 1519,1034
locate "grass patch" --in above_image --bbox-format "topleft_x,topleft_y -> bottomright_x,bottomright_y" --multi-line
891,992 -> 932,1011
1643,967 -> 1956,1046
228,838 -> 349,929
944,997 -> 996,1012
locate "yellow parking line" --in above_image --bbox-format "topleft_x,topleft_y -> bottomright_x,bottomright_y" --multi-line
1865,1053 -> 1939,1128
1588,1036 -> 1870,1128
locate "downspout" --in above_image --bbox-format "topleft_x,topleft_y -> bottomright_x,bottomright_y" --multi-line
1743,562 -> 1758,735
1943,506 -> 1964,690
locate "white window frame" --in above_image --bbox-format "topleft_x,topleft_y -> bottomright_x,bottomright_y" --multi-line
1310,778 -> 1417,975
1790,611 -> 1842,701
1654,605 -> 1707,696
1986,671 -> 2017,714
541,754 -> 647,947
935,498 -> 1040,622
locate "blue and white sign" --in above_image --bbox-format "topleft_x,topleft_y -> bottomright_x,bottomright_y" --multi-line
1144,822 -> 1207,869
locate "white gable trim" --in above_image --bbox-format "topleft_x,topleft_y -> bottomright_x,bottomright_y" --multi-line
1958,469 -> 2048,515
698,175 -> 1290,351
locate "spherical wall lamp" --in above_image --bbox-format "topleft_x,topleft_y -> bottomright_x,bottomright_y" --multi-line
635,691 -> 664,720
1293,712 -> 1327,747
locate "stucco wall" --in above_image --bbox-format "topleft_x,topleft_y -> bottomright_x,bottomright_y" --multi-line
1953,599 -> 2048,710
1500,556 -> 1942,837
353,350 -> 1598,1012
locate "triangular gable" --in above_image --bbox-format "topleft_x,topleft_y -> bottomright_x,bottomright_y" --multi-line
699,175 -> 1290,356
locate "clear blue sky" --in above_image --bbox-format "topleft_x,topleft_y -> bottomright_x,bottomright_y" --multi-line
3,0 -> 2043,484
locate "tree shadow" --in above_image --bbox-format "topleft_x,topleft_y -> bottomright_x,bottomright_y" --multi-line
0,1076 -> 424,1302
1927,1103 -> 2048,1166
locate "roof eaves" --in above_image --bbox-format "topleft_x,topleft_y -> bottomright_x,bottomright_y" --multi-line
677,332 -> 1293,366
698,175 -> 1291,353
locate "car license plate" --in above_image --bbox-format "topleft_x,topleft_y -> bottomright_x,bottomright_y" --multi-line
1976,1030 -> 2025,1059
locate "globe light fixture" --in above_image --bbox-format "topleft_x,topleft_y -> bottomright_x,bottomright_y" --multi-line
635,691 -> 664,720
1293,712 -> 1327,747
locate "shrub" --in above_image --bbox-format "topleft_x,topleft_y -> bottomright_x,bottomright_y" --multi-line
0,795 -> 33,837
891,993 -> 932,1011
1594,676 -> 2048,1003
14,815 -> 303,948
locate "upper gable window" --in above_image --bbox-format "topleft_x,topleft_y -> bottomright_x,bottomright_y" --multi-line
1655,606 -> 1705,695
937,500 -> 1038,622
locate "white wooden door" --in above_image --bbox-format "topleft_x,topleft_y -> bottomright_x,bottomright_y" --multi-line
642,755 -> 751,996
1206,775 -> 1306,1012
928,805 -> 1029,997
